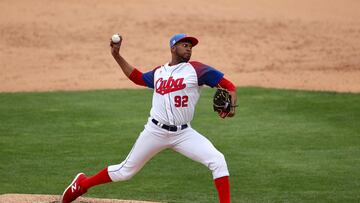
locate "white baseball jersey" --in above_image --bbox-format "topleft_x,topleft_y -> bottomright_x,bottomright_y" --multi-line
142,61 -> 224,125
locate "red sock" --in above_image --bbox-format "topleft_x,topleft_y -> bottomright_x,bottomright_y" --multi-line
80,167 -> 112,190
214,176 -> 231,203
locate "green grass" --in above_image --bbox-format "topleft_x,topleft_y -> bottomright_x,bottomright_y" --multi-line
0,87 -> 359,203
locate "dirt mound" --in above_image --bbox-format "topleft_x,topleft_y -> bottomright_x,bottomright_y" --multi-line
0,0 -> 359,93
0,194 -> 161,203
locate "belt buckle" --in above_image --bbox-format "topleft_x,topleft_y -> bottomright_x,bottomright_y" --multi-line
152,118 -> 187,132
168,125 -> 177,132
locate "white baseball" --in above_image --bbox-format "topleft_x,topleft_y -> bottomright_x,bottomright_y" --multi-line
111,34 -> 121,43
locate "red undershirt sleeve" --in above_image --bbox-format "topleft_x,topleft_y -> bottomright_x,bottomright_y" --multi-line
129,68 -> 147,87
218,77 -> 236,92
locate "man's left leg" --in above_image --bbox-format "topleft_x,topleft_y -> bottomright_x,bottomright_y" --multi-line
171,128 -> 231,203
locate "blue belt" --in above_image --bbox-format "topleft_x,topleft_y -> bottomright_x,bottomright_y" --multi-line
151,119 -> 188,132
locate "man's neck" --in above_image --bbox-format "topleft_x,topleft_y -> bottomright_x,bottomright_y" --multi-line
169,58 -> 188,66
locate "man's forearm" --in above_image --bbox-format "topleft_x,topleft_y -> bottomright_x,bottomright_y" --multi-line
112,54 -> 134,78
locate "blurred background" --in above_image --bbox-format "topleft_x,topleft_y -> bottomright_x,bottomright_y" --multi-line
1,0 -> 359,92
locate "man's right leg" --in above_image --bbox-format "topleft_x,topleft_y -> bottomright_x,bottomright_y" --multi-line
61,127 -> 168,203
107,127 -> 168,181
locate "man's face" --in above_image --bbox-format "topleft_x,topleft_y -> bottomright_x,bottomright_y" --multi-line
173,41 -> 193,62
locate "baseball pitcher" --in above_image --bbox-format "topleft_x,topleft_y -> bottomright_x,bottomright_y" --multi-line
61,33 -> 238,203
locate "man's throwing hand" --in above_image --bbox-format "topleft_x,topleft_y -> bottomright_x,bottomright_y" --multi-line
110,34 -> 122,57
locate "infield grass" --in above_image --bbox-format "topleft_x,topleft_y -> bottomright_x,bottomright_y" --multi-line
0,87 -> 359,203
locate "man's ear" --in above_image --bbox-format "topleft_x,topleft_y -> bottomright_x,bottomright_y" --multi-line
170,46 -> 176,53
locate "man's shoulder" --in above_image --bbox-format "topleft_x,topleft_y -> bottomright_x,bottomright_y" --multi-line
154,65 -> 162,71
188,61 -> 203,67
188,61 -> 217,71
146,65 -> 162,74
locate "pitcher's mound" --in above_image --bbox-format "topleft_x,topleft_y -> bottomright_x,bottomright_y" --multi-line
0,194 -> 161,203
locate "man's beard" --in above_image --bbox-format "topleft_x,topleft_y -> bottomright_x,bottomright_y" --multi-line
180,56 -> 190,62
176,51 -> 191,62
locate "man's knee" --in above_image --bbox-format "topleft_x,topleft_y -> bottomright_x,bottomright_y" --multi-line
209,152 -> 229,179
213,152 -> 227,169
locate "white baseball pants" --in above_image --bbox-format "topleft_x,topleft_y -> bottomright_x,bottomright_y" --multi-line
108,118 -> 229,181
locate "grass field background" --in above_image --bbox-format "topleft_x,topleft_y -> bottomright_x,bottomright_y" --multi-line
0,87 -> 359,203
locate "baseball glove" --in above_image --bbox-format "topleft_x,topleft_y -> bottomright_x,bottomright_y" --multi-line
213,88 -> 232,114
